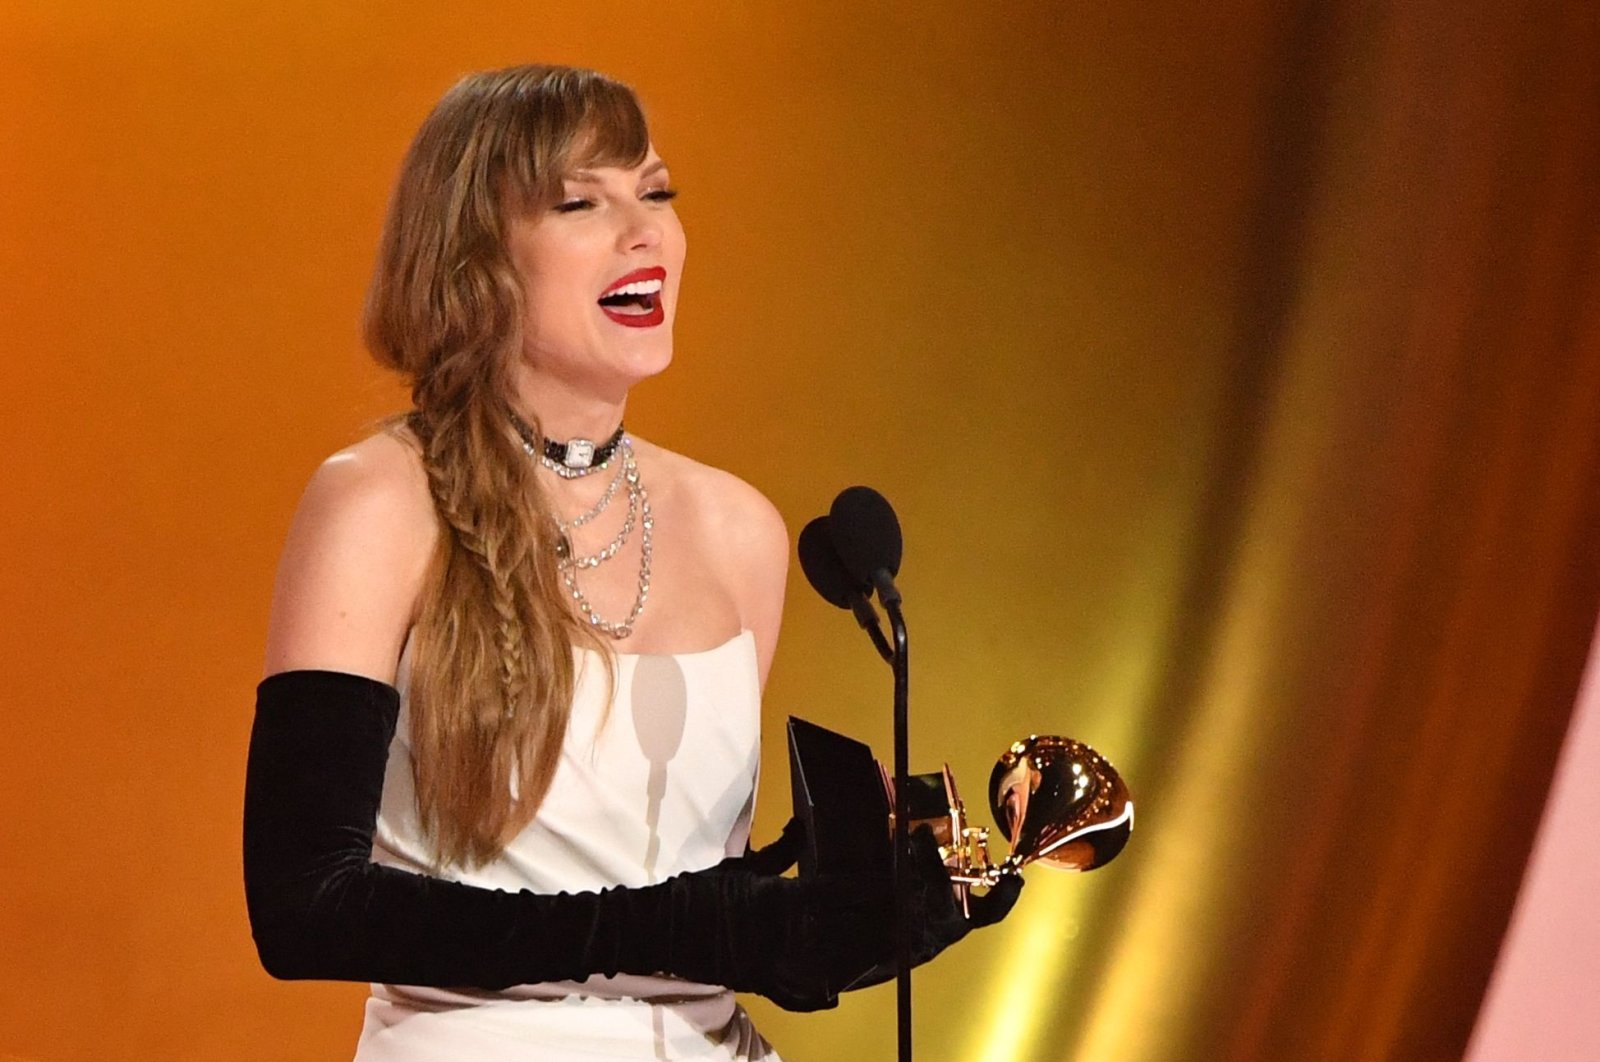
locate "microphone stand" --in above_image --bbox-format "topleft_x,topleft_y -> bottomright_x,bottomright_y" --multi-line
874,575 -> 912,1062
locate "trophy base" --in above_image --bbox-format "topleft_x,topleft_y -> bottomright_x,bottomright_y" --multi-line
786,715 -> 981,897
786,716 -> 892,879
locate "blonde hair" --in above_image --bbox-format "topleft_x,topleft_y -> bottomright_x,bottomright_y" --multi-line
363,65 -> 648,868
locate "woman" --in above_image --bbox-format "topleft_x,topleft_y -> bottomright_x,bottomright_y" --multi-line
243,65 -> 1014,1061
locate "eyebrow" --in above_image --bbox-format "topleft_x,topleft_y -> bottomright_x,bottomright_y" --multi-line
564,159 -> 668,183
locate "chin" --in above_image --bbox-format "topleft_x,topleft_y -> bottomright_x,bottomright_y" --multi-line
621,330 -> 674,376
590,344 -> 671,393
630,344 -> 674,382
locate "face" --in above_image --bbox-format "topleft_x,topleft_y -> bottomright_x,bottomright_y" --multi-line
506,148 -> 686,396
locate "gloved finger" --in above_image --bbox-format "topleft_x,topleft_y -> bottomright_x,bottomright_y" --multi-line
966,873 -> 1024,928
906,824 -> 954,881
744,816 -> 806,877
769,985 -> 839,1013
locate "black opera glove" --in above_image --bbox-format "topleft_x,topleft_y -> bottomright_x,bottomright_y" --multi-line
243,669 -> 921,1010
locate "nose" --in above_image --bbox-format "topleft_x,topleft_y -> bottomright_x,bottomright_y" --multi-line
616,200 -> 663,253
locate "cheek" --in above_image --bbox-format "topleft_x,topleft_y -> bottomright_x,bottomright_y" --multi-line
665,221 -> 688,301
667,217 -> 688,266
512,226 -> 600,336
523,270 -> 593,339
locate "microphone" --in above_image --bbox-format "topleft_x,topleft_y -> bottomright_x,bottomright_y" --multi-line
798,516 -> 894,663
828,486 -> 903,607
798,516 -> 867,611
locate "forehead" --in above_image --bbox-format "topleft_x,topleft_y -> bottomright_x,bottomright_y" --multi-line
562,148 -> 666,182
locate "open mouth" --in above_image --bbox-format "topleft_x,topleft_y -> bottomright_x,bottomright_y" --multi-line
598,285 -> 659,315
598,267 -> 666,328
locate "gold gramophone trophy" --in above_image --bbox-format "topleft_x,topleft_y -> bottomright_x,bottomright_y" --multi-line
787,719 -> 1134,912
906,736 -> 1134,915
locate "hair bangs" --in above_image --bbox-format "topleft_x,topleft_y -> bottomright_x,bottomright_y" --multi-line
500,69 -> 650,214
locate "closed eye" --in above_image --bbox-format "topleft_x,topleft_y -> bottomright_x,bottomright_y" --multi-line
554,189 -> 675,213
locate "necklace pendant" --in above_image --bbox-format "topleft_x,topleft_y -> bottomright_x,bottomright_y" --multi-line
562,439 -> 596,469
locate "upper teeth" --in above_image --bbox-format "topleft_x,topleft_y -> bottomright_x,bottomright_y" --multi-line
605,279 -> 662,297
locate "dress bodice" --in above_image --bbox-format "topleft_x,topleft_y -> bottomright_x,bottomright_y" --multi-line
372,628 -> 763,896
354,629 -> 780,1061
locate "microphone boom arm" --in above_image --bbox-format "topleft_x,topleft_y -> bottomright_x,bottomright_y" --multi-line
849,594 -> 895,664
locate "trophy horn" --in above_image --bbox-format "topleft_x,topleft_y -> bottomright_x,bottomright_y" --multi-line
988,736 -> 1133,873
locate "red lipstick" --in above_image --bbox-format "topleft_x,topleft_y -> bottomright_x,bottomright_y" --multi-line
600,266 -> 667,296
598,266 -> 667,329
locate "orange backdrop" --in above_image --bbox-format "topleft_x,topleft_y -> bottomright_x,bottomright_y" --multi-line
3,3 -> 1597,1061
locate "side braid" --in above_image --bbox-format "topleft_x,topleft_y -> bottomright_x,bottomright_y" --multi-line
401,395 -> 593,866
419,444 -> 531,722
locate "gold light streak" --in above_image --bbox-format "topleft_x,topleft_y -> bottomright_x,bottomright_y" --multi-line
1070,363 -> 1331,1059
963,873 -> 1087,1062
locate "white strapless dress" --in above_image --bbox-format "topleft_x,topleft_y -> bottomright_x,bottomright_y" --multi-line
352,628 -> 782,1061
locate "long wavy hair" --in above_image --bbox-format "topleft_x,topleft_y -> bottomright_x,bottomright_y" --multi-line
363,65 -> 647,869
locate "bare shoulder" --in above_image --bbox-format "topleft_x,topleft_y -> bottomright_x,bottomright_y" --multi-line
262,425 -> 439,682
299,427 -> 434,528
633,438 -> 789,681
635,439 -> 788,569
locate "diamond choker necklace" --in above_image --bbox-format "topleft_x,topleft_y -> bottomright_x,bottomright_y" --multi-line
508,412 -> 626,479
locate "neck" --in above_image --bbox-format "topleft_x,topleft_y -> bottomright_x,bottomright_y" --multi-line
510,363 -> 628,444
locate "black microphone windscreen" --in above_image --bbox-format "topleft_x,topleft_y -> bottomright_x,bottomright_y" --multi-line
828,486 -> 903,583
798,516 -> 864,609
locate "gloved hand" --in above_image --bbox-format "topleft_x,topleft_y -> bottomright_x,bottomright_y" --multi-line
705,815 -> 1025,1003
835,825 -> 1025,993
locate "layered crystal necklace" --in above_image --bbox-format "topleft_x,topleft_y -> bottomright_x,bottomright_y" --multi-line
510,412 -> 651,639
